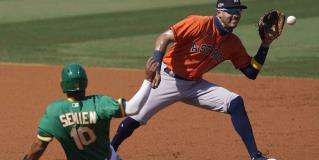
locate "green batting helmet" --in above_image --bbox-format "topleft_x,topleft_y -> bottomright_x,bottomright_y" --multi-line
60,63 -> 88,93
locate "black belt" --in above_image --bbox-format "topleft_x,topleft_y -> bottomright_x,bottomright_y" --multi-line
164,68 -> 191,81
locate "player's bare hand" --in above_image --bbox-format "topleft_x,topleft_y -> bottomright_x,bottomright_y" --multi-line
145,57 -> 158,82
151,70 -> 161,89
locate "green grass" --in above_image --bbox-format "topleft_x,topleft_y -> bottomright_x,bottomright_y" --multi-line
0,0 -> 213,23
0,0 -> 318,78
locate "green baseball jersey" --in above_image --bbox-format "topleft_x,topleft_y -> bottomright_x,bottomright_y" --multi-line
37,95 -> 125,160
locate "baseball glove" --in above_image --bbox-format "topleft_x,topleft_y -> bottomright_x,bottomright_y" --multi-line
258,10 -> 285,44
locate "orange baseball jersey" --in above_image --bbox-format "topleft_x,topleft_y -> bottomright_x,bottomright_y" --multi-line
163,15 -> 251,80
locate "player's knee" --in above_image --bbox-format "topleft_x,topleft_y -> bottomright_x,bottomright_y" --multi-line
228,96 -> 246,115
130,114 -> 150,125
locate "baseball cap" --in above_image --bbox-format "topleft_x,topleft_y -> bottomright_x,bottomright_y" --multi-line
216,0 -> 247,9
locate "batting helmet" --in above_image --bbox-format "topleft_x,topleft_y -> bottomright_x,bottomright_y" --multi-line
60,63 -> 88,93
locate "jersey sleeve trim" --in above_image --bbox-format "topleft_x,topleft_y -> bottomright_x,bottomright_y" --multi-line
117,98 -> 125,117
37,134 -> 53,142
67,98 -> 75,102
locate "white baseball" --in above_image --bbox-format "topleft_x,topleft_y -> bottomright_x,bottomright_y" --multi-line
287,16 -> 296,25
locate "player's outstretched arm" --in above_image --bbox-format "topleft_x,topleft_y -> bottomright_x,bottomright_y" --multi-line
151,29 -> 175,89
23,138 -> 49,160
125,58 -> 158,116
241,10 -> 285,80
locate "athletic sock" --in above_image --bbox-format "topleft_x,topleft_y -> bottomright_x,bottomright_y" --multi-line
228,96 -> 258,158
111,117 -> 140,151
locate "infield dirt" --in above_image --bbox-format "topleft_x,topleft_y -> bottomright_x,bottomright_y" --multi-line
1,64 -> 318,160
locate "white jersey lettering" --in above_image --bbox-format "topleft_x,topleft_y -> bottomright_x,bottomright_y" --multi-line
59,112 -> 97,127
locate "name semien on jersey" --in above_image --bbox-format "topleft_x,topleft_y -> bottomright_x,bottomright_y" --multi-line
59,112 -> 97,127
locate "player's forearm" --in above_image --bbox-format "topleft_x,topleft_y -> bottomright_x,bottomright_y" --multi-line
125,80 -> 152,115
240,44 -> 269,80
23,153 -> 41,160
153,30 -> 175,64
23,139 -> 48,160
252,44 -> 269,69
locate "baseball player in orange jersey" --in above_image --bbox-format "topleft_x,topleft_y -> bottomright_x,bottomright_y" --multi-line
112,0 -> 277,159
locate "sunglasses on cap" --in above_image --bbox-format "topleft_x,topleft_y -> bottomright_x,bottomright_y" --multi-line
218,8 -> 242,15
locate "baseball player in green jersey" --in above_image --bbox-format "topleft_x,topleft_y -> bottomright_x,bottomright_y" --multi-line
23,58 -> 158,160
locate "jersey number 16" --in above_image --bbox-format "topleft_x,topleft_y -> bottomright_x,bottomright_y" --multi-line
70,127 -> 97,150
